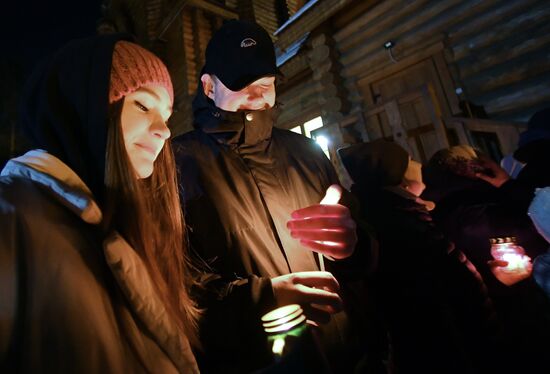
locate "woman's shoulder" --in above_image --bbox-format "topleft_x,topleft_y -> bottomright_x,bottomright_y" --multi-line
0,176 -> 45,209
0,175 -> 90,233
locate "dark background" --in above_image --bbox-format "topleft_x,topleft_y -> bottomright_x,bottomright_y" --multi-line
0,1 -> 103,167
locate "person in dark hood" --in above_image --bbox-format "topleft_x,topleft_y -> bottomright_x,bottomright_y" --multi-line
0,35 -> 199,373
173,20 -> 375,373
339,139 -> 498,374
512,107 -> 550,190
474,107 -> 550,212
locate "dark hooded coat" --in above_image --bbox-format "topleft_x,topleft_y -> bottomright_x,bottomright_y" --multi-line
422,150 -> 550,374
0,35 -> 198,374
173,91 -> 374,373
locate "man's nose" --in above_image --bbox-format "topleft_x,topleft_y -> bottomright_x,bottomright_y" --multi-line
247,87 -> 263,100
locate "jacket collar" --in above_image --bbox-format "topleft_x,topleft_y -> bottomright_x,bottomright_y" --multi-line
192,87 -> 274,148
1,150 -> 199,373
1,149 -> 102,224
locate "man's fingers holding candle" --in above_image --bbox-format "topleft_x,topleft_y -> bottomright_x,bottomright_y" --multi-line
271,271 -> 343,325
287,185 -> 357,260
488,258 -> 533,286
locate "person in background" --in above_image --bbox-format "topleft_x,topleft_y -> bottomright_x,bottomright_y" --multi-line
0,35 -> 199,373
499,153 -> 524,179
422,144 -> 550,373
173,20 -> 376,373
529,187 -> 550,299
422,145 -> 547,275
475,107 -> 550,209
339,139 -> 497,374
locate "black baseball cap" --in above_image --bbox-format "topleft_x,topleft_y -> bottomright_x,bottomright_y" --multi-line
202,20 -> 279,91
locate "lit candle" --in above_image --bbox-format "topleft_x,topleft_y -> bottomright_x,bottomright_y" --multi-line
317,185 -> 342,271
490,237 -> 531,273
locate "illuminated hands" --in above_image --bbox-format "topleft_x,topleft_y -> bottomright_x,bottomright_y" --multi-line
488,259 -> 533,286
475,155 -> 511,188
271,271 -> 343,325
287,185 -> 357,260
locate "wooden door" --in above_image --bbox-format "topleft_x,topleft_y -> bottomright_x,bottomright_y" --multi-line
362,84 -> 450,163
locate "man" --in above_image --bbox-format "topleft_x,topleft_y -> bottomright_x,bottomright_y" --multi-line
174,20 -> 374,373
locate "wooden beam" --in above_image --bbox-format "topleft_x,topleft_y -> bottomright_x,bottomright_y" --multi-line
189,0 -> 238,19
340,0 -> 491,71
482,80 -> 550,115
433,52 -> 461,115
331,0 -> 387,37
451,0 -> 548,61
355,41 -> 445,86
335,0 -> 431,52
448,0 -> 538,49
458,24 -> 550,80
464,50 -> 550,95
156,0 -> 191,40
342,32 -> 446,79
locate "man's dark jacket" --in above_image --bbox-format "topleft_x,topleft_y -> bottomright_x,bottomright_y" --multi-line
173,91 -> 372,373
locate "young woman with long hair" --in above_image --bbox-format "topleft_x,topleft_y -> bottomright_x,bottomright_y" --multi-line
0,35 -> 199,373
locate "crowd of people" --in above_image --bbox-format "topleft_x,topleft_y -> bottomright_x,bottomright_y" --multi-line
0,19 -> 549,374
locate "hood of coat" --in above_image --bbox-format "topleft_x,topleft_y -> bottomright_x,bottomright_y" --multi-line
338,139 -> 409,191
191,84 -> 276,149
18,33 -> 130,205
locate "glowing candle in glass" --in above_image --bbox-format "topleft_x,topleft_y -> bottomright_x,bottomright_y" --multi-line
489,237 -> 531,272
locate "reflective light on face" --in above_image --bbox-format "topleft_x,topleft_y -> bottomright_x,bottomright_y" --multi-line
121,85 -> 172,179
205,75 -> 276,112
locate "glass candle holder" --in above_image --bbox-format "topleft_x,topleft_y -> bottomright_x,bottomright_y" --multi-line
489,237 -> 531,272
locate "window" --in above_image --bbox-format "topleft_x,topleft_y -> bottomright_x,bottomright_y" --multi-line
290,116 -> 330,159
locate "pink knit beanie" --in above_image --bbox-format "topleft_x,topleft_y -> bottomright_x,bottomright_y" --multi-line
109,41 -> 174,104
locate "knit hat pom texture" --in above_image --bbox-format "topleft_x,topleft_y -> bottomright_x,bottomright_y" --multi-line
109,41 -> 173,104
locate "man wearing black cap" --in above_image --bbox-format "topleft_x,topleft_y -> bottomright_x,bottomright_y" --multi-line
173,20 -> 373,373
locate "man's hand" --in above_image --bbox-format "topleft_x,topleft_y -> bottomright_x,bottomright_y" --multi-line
475,156 -> 511,188
271,271 -> 343,325
488,259 -> 533,286
287,185 -> 357,260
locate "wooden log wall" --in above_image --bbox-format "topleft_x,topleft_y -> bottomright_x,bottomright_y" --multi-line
307,32 -> 351,126
287,0 -> 307,17
252,0 -> 280,35
330,0 -> 550,123
146,0 -> 163,40
276,74 -> 320,128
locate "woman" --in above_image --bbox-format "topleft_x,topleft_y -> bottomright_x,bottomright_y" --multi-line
338,139 -> 496,374
0,35 -> 199,373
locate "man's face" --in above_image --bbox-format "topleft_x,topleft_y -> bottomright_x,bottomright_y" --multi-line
202,74 -> 276,112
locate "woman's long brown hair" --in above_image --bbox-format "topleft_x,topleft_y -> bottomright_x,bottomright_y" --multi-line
103,99 -> 199,347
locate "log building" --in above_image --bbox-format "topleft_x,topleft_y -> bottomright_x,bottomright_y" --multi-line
6,0 -> 548,178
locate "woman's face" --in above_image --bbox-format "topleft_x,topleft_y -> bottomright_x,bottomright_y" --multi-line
120,85 -> 172,179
